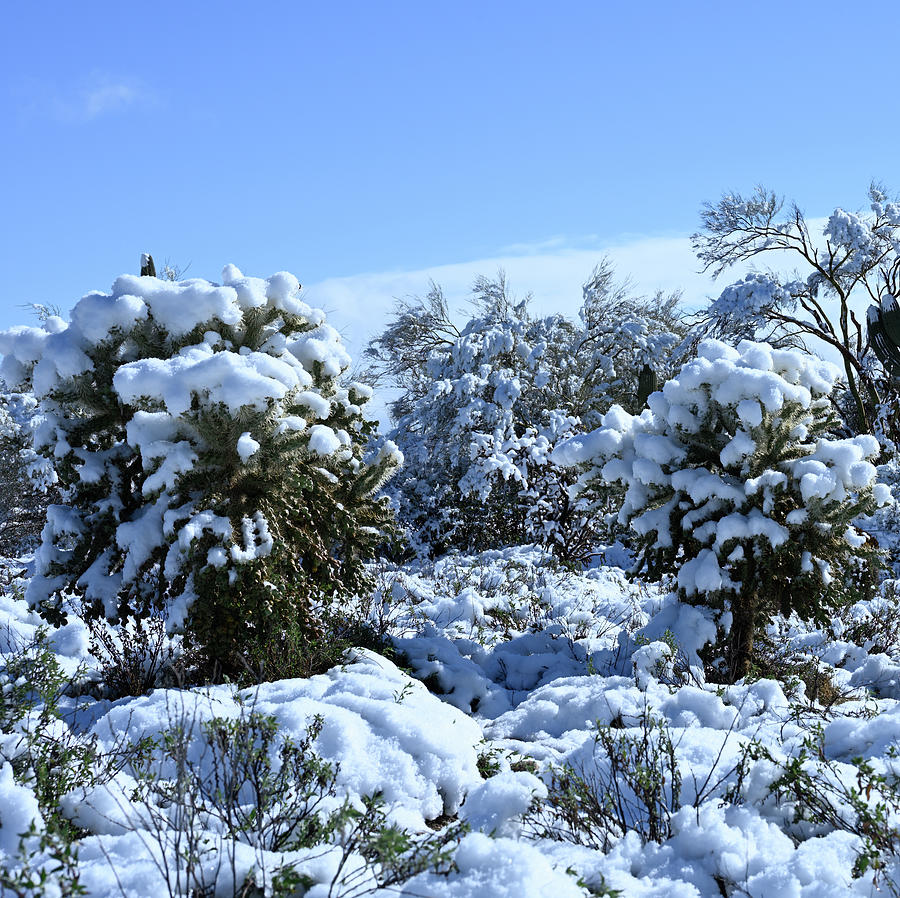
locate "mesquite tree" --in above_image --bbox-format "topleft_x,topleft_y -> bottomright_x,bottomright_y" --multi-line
366,264 -> 688,558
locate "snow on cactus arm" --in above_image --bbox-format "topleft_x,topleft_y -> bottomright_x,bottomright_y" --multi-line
108,274 -> 244,337
113,346 -> 302,416
555,338 -> 890,682
69,290 -> 149,343
289,322 -> 352,378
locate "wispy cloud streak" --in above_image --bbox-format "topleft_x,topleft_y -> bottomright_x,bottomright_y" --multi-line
18,73 -> 156,123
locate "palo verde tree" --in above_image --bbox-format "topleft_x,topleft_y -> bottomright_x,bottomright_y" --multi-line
693,183 -> 900,438
0,264 -> 401,670
554,339 -> 890,681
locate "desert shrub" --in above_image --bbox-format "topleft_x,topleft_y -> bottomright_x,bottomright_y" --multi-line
0,820 -> 86,898
526,711 -> 682,850
0,630 -> 99,839
0,630 -> 109,897
105,705 -> 466,897
831,579 -> 900,658
554,339 -> 890,681
86,615 -> 184,698
729,732 -> 900,892
235,605 -> 391,686
747,630 -> 853,708
0,266 -> 400,672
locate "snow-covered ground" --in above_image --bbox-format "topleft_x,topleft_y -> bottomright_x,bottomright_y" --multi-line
3,546 -> 900,897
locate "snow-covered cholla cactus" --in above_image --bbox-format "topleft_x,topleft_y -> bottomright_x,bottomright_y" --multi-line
0,266 -> 401,666
554,339 -> 891,681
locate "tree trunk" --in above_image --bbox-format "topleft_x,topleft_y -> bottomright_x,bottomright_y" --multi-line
728,587 -> 759,683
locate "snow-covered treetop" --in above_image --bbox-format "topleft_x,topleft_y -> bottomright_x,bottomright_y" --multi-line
0,266 -> 350,404
693,183 -> 900,436
702,273 -> 803,345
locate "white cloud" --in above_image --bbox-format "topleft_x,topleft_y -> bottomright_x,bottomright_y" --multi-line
304,231 -> 717,365
302,231 -> 722,425
78,79 -> 141,120
23,74 -> 155,123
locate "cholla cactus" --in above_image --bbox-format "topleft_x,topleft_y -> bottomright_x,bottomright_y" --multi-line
555,339 -> 890,681
868,290 -> 900,378
0,265 -> 400,667
636,364 -> 658,408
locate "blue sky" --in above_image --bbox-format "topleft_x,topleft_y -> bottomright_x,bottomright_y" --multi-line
3,1 -> 899,358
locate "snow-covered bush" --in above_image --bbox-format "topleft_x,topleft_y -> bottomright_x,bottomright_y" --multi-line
0,389 -> 58,557
554,339 -> 891,681
368,266 -> 688,558
370,277 -> 590,555
0,266 -> 401,669
525,710 -> 682,850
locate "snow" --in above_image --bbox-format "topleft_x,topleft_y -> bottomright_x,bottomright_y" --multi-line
308,423 -> 342,455
3,543 -> 900,895
401,832 -> 587,897
3,267 -> 900,898
235,431 -> 260,462
0,266 -> 397,638
114,346 -> 303,416
0,760 -> 43,858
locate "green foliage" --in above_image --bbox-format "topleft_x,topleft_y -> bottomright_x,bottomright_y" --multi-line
329,791 -> 465,895
0,630 -> 98,839
678,398 -> 884,681
121,705 -> 467,897
729,732 -> 900,893
0,820 -> 87,898
526,711 -> 682,850
186,398 -> 399,670
831,579 -> 900,658
235,606 -> 391,685
131,711 -> 342,854
0,629 -> 102,896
